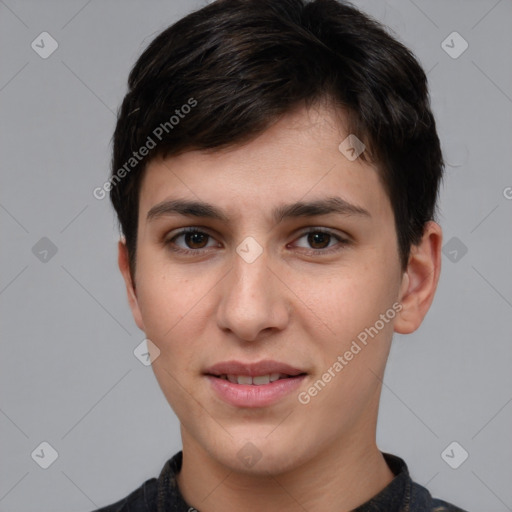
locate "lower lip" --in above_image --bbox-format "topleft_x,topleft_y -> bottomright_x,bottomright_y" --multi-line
206,375 -> 307,408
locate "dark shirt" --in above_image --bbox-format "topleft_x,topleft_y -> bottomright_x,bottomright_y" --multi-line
92,451 -> 468,512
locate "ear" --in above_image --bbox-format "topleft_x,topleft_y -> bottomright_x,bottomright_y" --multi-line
394,221 -> 442,334
118,240 -> 145,331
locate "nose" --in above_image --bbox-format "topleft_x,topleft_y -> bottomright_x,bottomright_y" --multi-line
216,245 -> 291,342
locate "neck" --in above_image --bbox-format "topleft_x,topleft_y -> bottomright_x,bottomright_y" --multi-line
176,427 -> 395,512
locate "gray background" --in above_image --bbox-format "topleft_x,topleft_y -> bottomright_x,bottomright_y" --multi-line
1,0 -> 511,511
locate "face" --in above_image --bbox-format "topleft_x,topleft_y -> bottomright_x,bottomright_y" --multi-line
119,103 -> 421,475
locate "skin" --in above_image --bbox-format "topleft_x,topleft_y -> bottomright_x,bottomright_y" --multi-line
118,102 -> 442,512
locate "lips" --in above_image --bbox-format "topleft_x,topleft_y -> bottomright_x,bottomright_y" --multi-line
204,359 -> 306,377
204,359 -> 307,379
204,360 -> 308,407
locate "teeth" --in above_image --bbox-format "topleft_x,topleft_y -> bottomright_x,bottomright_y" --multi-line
218,373 -> 290,385
252,375 -> 270,385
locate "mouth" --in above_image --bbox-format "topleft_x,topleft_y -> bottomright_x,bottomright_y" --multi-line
203,360 -> 308,408
207,373 -> 306,385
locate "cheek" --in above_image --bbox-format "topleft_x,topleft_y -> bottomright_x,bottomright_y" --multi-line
136,277 -> 174,331
135,242 -> 195,328
289,261 -> 399,338
134,270 -> 201,411
134,257 -> 217,375
135,268 -> 193,351
134,242 -> 217,332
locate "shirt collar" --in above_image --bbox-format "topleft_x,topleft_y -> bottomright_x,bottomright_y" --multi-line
353,453 -> 412,512
156,451 -> 412,512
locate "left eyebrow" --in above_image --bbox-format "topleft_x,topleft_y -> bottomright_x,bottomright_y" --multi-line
272,196 -> 371,224
146,196 -> 371,224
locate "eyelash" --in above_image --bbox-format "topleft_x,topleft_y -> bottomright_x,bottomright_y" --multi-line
164,226 -> 350,256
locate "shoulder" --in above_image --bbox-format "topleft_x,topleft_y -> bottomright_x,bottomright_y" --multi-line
90,451 -> 185,512
90,477 -> 158,512
431,497 -> 470,512
411,481 -> 469,512
382,454 -> 468,512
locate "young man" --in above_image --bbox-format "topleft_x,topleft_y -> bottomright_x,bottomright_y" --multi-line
95,0 -> 467,510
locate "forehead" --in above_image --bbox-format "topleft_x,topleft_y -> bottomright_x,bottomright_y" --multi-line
138,104 -> 392,225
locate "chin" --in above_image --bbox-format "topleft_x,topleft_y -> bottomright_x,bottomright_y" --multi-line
209,434 -> 311,476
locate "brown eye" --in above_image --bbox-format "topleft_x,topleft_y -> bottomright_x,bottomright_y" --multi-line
307,232 -> 331,249
165,228 -> 218,254
183,231 -> 209,249
293,228 -> 349,254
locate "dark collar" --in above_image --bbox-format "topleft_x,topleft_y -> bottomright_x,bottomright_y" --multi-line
353,453 -> 412,511
156,451 -> 413,512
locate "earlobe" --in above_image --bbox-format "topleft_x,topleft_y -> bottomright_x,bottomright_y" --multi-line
117,240 -> 145,331
394,221 -> 442,334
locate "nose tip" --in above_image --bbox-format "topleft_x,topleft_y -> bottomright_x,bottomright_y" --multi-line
215,245 -> 291,342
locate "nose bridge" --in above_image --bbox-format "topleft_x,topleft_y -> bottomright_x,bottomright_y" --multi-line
230,232 -> 272,290
234,241 -> 270,293
230,239 -> 274,310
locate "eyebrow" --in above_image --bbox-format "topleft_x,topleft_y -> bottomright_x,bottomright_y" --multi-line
146,196 -> 371,224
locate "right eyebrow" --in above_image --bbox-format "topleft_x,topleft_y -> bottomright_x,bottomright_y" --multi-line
146,199 -> 229,223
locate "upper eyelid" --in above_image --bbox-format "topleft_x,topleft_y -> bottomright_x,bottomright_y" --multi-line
165,226 -> 220,242
166,226 -> 345,238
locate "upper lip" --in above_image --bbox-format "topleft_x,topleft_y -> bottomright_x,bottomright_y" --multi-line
204,360 -> 307,377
